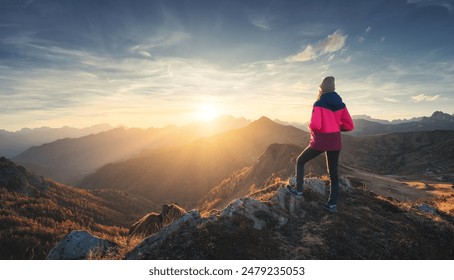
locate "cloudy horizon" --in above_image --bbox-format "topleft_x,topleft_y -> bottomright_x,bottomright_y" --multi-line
1,0 -> 453,130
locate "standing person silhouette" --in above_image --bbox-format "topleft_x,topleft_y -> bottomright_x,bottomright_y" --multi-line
287,76 -> 354,213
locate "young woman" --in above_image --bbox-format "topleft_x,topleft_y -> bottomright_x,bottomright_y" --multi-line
287,76 -> 354,213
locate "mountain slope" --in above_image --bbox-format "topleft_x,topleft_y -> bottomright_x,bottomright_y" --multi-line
13,127 -> 169,184
79,117 -> 308,208
197,143 -> 327,212
342,130 -> 454,175
0,157 -> 153,260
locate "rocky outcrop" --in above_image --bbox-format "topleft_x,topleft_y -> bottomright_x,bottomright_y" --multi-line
125,178 -> 342,259
125,210 -> 202,260
47,230 -> 120,260
129,204 -> 186,237
123,178 -> 364,259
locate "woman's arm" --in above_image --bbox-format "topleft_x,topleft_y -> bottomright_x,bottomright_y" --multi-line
340,107 -> 354,131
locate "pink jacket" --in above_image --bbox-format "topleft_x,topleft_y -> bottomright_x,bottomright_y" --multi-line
309,92 -> 354,151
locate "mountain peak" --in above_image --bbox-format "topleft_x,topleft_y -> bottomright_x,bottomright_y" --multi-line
250,116 -> 277,127
430,111 -> 454,122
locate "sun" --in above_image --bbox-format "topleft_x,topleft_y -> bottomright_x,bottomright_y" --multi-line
196,104 -> 219,122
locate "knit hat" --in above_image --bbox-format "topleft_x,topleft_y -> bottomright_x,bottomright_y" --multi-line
319,76 -> 335,93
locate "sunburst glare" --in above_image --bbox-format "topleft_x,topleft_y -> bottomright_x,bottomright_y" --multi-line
195,104 -> 219,122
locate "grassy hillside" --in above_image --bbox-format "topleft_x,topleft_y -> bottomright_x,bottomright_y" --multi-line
0,157 -> 153,259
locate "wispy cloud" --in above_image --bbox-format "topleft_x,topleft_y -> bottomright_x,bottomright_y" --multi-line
129,31 -> 191,58
384,97 -> 399,102
249,14 -> 272,30
357,26 -> 372,43
411,94 -> 440,102
287,30 -> 347,62
407,0 -> 454,13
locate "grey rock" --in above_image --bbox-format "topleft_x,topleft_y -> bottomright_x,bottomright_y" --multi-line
304,178 -> 327,196
220,197 -> 287,230
416,204 -> 437,215
47,230 -> 119,260
277,186 -> 302,214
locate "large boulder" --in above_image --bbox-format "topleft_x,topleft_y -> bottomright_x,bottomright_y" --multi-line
47,230 -> 119,260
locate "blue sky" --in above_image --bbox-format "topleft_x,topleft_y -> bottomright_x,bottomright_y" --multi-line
1,0 -> 453,130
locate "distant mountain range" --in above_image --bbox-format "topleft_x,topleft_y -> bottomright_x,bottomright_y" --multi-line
6,111 -> 453,184
12,116 -> 250,184
351,111 -> 454,136
10,112 -> 454,209
351,115 -> 423,124
276,111 -> 454,135
0,124 -> 113,158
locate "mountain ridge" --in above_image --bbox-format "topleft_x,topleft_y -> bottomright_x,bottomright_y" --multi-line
0,124 -> 113,158
350,111 -> 454,136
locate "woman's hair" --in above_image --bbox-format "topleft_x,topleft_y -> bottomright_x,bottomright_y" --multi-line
316,90 -> 323,101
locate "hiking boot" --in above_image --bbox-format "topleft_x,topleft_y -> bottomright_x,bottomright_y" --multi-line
323,203 -> 337,213
287,185 -> 303,198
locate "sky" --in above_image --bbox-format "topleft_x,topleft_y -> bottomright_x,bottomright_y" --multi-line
1,0 -> 453,130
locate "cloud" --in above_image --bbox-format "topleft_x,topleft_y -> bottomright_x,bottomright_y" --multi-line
411,94 -> 440,102
406,0 -> 454,13
287,30 -> 347,62
384,97 -> 399,102
289,45 -> 315,62
357,26 -> 372,43
249,15 -> 271,30
129,31 -> 191,57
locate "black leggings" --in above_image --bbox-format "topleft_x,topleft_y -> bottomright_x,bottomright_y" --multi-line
296,146 -> 340,205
